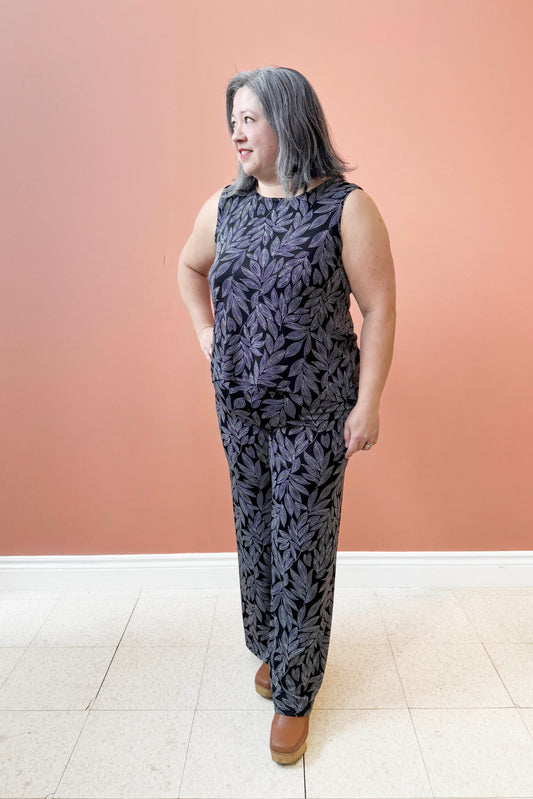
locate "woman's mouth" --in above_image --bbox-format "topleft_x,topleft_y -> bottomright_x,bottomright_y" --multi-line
239,149 -> 252,160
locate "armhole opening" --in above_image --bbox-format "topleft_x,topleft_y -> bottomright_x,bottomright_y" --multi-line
215,185 -> 231,244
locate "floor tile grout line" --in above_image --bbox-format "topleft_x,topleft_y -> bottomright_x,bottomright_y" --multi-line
27,592 -> 64,648
455,589 -> 533,744
50,592 -> 143,798
87,592 -> 142,709
456,589 -> 523,710
0,646 -> 26,693
177,587 -> 218,798
48,709 -> 92,798
0,593 -> 64,711
375,587 -> 437,799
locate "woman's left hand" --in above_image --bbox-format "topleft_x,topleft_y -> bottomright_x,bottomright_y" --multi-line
344,402 -> 380,459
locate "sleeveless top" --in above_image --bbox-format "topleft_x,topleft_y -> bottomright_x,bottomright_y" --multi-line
208,175 -> 363,408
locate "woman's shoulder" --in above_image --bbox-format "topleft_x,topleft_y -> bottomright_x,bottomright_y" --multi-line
205,185 -> 229,208
339,182 -> 379,215
340,185 -> 391,242
194,185 -> 232,227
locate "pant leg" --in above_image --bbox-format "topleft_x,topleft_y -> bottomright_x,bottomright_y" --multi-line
267,405 -> 350,717
213,387 -> 273,662
214,382 -> 352,716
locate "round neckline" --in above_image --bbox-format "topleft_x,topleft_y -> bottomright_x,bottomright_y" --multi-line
254,176 -> 337,201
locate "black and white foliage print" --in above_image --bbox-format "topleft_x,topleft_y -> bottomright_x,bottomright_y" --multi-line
214,387 -> 351,717
207,175 -> 363,717
208,176 -> 362,407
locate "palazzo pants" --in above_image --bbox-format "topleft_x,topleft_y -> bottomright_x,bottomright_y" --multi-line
212,381 -> 354,717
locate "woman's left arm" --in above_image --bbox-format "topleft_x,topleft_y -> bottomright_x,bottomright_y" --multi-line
340,189 -> 397,458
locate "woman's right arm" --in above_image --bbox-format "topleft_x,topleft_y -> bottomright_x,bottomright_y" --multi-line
177,188 -> 224,361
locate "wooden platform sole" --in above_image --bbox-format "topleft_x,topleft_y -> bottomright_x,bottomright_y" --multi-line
255,681 -> 273,699
270,739 -> 307,764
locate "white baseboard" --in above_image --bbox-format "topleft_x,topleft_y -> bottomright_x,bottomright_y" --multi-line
0,551 -> 532,590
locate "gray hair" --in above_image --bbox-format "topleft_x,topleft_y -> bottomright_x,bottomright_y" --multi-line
224,66 -> 356,198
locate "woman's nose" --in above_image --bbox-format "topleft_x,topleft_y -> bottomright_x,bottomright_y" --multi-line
231,123 -> 245,142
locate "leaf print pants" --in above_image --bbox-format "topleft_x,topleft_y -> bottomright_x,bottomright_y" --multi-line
212,382 -> 353,717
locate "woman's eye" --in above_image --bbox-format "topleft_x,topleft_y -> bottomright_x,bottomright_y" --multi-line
230,117 -> 253,128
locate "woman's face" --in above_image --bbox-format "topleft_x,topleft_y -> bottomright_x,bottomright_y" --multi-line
230,86 -> 279,183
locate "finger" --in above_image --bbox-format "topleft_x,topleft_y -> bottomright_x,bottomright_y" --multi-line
345,433 -> 359,458
350,439 -> 370,455
345,439 -> 359,458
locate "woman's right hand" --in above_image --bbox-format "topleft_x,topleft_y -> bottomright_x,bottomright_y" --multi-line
197,325 -> 214,362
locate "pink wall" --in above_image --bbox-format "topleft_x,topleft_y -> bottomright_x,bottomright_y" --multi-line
2,0 -> 532,555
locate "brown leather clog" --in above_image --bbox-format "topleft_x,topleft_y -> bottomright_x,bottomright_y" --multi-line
254,661 -> 273,699
270,711 -> 309,764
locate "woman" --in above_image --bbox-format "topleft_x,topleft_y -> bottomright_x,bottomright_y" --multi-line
178,66 -> 396,764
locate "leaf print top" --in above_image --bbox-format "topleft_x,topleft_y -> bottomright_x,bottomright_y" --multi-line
208,175 -> 363,407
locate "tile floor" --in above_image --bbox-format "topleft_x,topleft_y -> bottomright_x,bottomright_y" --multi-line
0,585 -> 533,798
